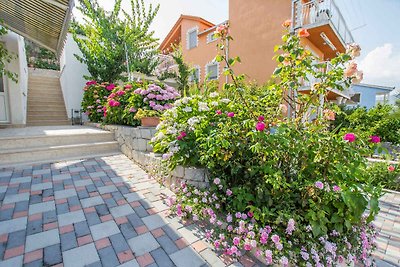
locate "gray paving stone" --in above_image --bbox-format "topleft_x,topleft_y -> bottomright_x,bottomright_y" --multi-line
97,185 -> 118,194
6,229 -> 26,249
177,226 -> 200,244
25,228 -> 60,252
0,171 -> 12,178
0,255 -> 23,267
118,259 -> 140,267
0,208 -> 13,221
69,167 -> 86,173
170,247 -> 206,267
31,182 -> 52,191
33,169 -> 51,175
28,200 -> 56,215
26,219 -> 42,235
9,176 -> 31,184
0,186 -> 8,194
153,200 -> 169,212
77,189 -> 89,199
127,232 -> 160,256
109,233 -> 130,253
98,246 -> 120,267
133,206 -> 148,218
127,213 -> 144,228
89,171 -> 107,178
2,192 -> 30,204
0,217 -> 27,235
52,173 -> 71,181
54,188 -> 77,200
86,261 -> 103,267
162,225 -> 182,241
142,214 -> 168,231
80,196 -> 104,208
58,210 -> 86,227
156,235 -> 179,255
63,243 -> 100,267
200,248 -> 225,266
90,220 -> 120,241
56,203 -> 69,215
151,247 -> 175,267
61,231 -> 77,252
104,198 -> 118,208
135,182 -> 153,190
74,221 -> 91,237
110,204 -> 135,218
43,210 -> 57,224
86,212 -> 101,226
119,222 -> 137,239
95,204 -> 110,216
14,200 -> 29,212
74,179 -> 93,187
44,244 -> 62,266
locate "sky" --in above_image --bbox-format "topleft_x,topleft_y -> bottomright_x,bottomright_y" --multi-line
73,0 -> 400,92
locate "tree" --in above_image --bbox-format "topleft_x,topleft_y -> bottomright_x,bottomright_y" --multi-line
170,45 -> 193,96
0,24 -> 18,82
71,0 -> 159,83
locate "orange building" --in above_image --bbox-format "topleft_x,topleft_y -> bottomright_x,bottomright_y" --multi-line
159,0 -> 354,102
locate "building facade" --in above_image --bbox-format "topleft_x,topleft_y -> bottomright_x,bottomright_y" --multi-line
348,83 -> 395,110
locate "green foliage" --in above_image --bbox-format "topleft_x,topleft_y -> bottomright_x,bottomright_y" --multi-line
25,41 -> 59,70
0,24 -> 18,82
333,104 -> 400,144
170,45 -> 194,96
365,162 -> 399,191
81,81 -> 110,122
71,0 -> 159,82
134,108 -> 160,120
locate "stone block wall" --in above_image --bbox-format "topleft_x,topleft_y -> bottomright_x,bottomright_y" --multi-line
87,123 -> 209,188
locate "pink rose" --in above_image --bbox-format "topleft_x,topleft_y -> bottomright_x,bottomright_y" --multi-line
227,112 -> 235,118
258,115 -> 265,121
216,110 -> 222,115
256,122 -> 266,131
344,62 -> 358,78
388,165 -> 395,172
343,133 -> 356,142
369,136 -> 381,143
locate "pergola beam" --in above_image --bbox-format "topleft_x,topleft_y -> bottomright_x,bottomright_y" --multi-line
38,0 -> 69,10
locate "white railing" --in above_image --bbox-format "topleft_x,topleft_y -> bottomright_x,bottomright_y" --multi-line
292,0 -> 354,45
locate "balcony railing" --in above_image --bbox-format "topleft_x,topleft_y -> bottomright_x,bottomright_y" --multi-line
292,0 -> 354,45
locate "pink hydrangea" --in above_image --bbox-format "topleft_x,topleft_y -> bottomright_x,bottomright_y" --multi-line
233,237 -> 240,245
213,178 -> 221,185
343,133 -> 356,142
86,80 -> 96,86
116,90 -> 125,96
106,83 -> 116,91
271,234 -> 280,244
258,115 -> 264,121
226,189 -> 232,196
315,181 -> 324,189
286,218 -> 295,235
124,84 -> 132,89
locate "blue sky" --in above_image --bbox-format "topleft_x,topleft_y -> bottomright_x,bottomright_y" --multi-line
78,0 -> 400,90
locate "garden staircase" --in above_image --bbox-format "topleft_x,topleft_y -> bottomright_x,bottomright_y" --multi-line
27,68 -> 70,126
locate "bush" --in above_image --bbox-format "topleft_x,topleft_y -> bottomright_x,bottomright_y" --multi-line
333,104 -> 400,145
151,24 -> 382,265
81,81 -> 110,122
365,162 -> 399,191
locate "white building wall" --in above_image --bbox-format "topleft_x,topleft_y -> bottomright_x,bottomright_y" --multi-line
0,31 -> 28,126
60,33 -> 90,119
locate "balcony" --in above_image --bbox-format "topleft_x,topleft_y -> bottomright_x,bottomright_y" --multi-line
292,0 -> 354,60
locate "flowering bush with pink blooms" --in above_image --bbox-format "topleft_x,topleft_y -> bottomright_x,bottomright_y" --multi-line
151,23 -> 386,266
81,81 -> 111,122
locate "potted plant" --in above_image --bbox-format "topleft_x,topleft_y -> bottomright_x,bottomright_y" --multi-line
134,108 -> 161,127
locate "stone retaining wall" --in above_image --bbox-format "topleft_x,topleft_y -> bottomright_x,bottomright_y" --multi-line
86,123 -> 209,188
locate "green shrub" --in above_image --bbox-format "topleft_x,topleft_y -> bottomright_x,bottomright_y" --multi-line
81,81 -> 110,122
365,162 -> 399,191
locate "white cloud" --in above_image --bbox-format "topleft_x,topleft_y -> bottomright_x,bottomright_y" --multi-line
358,43 -> 400,88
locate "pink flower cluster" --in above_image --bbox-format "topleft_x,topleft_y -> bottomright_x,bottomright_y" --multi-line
108,99 -> 120,107
106,83 -> 116,91
133,84 -> 180,111
86,80 -> 97,86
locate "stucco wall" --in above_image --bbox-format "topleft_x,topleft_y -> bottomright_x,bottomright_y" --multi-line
60,33 -> 90,118
0,31 -> 28,126
350,84 -> 392,110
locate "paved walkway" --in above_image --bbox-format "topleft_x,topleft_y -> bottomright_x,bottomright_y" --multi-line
0,155 -> 235,267
0,154 -> 399,267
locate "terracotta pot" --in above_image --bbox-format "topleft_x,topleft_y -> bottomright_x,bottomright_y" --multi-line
140,117 -> 160,127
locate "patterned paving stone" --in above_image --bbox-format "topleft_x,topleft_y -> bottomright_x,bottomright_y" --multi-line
25,229 -> 60,253
142,214 -> 168,231
31,182 -> 52,192
109,204 -> 134,218
58,210 -> 86,227
62,243 -> 100,267
2,193 -> 30,204
127,232 -> 160,257
90,220 -> 120,241
170,247 -> 207,267
80,196 -> 104,208
0,217 -> 27,235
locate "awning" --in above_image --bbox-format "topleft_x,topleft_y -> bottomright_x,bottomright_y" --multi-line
0,0 -> 74,56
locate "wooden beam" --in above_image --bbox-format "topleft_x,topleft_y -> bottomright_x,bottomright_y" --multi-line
38,0 -> 68,10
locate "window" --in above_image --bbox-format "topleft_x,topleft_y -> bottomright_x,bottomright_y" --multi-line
0,74 -> 4,93
187,28 -> 198,49
375,93 -> 389,105
206,63 -> 219,80
350,93 -> 360,103
189,67 -> 200,83
207,32 -> 217,43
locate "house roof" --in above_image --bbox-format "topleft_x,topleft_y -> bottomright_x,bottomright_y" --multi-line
0,0 -> 74,56
353,83 -> 395,91
159,15 -> 215,52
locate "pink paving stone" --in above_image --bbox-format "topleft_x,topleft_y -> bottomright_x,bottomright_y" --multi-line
105,181 -> 113,186
77,235 -> 93,246
24,249 -> 43,264
151,228 -> 165,238
9,183 -> 19,188
13,211 -> 28,219
42,196 -> 54,202
28,213 -> 42,222
115,182 -> 124,187
0,234 -> 8,243
147,208 -> 157,215
130,201 -> 141,208
0,203 -> 15,211
100,214 -> 113,222
136,253 -> 154,267
56,198 -> 68,205
31,190 -> 43,196
135,225 -> 149,235
95,238 -> 111,250
117,250 -> 135,264
43,222 -> 58,231
69,205 -> 81,212
175,238 -> 189,249
84,207 -> 96,213
117,199 -> 128,205
4,245 -> 24,259
43,179 -> 51,183
191,240 -> 207,253
76,186 -> 86,191
64,185 -> 75,189
239,255 -> 256,267
115,216 -> 128,225
18,189 -> 31,194
89,192 -> 99,197
59,224 -> 74,234
102,193 -> 112,199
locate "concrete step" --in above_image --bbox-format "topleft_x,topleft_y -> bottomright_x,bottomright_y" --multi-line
28,96 -> 64,102
0,141 -> 120,167
27,116 -> 69,122
0,132 -> 115,150
27,105 -> 69,112
27,109 -> 67,115
27,120 -> 71,126
28,99 -> 66,105
28,89 -> 63,95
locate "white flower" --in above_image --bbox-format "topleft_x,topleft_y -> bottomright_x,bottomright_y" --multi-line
209,92 -> 219,98
174,99 -> 182,107
211,101 -> 219,106
166,126 -> 178,135
169,143 -> 180,153
221,98 -> 231,104
198,102 -> 209,112
154,132 -> 166,141
182,106 -> 193,112
187,117 -> 200,127
182,97 -> 191,104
